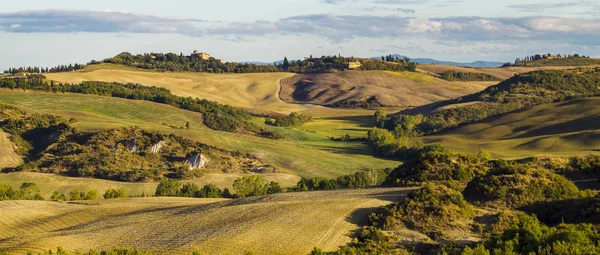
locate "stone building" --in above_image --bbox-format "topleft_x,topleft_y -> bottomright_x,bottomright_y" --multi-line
347,61 -> 362,69
191,50 -> 211,60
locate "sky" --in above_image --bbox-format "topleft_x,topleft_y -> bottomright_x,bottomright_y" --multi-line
0,0 -> 599,70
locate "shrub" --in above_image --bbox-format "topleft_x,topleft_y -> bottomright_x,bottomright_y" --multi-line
232,175 -> 270,198
155,179 -> 182,197
104,188 -> 127,199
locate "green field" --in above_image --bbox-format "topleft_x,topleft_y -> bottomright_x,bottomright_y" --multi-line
419,97 -> 600,158
0,187 -> 414,255
0,89 -> 400,179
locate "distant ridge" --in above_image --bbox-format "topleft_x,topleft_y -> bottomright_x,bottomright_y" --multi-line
372,54 -> 504,67
245,56 -> 504,67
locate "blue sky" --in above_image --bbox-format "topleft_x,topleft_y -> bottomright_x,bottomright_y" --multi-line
0,0 -> 599,70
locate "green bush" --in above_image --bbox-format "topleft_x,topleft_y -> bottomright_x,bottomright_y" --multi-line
0,182 -> 43,201
104,188 -> 127,199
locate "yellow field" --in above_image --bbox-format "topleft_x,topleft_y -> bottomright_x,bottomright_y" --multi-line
0,89 -> 400,179
0,172 -> 301,198
0,130 -> 21,169
419,97 -> 600,158
0,187 -> 414,255
280,70 -> 491,107
46,64 -> 312,115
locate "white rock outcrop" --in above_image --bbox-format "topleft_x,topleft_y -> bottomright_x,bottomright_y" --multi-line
184,153 -> 208,170
150,141 -> 165,153
127,140 -> 138,153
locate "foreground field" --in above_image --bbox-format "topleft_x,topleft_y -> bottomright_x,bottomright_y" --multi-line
0,89 -> 400,179
0,172 -> 301,198
420,97 -> 600,158
0,130 -> 21,169
0,187 -> 414,254
281,70 -> 492,107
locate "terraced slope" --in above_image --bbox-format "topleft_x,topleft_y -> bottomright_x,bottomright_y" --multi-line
420,97 -> 600,158
0,89 -> 400,178
0,187 -> 414,255
0,130 -> 21,169
281,70 -> 491,108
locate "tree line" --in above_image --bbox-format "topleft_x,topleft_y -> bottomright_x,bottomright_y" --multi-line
3,64 -> 85,74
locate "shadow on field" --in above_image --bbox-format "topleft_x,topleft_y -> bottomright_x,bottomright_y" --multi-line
312,143 -> 375,156
319,115 -> 375,128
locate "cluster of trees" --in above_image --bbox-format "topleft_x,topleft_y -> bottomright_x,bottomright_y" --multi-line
264,112 -> 312,127
3,64 -> 85,74
102,52 -> 280,73
154,176 -> 282,199
292,170 -> 389,191
50,188 -> 99,201
510,53 -> 594,66
320,145 -> 600,255
155,179 -> 230,198
100,52 -> 417,74
439,71 -> 500,81
0,182 -> 43,201
0,76 -> 261,134
377,68 -> 600,138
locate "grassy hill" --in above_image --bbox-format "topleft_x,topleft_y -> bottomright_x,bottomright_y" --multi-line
46,64 -> 311,115
280,70 -> 492,108
0,187 -> 413,254
0,89 -> 399,179
419,97 -> 600,158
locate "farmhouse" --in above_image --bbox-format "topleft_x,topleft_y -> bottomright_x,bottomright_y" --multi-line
191,50 -> 211,60
347,61 -> 362,69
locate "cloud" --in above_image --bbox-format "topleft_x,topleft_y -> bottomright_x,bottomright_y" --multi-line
372,0 -> 463,6
507,1 -> 594,11
0,9 -> 205,35
1,9 -> 599,47
365,7 -> 416,14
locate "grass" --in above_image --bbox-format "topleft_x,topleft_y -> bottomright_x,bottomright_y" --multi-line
0,89 -> 400,179
0,172 -> 301,198
418,97 -> 600,158
0,187 -> 415,255
0,130 -> 21,169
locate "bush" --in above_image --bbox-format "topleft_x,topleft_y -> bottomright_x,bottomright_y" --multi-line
155,179 -> 182,197
464,161 -> 590,208
232,175 -> 278,198
104,188 -> 127,199
0,182 -> 43,201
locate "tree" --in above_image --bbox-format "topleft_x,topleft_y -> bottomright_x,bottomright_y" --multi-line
180,183 -> 199,197
70,188 -> 83,201
283,57 -> 290,71
477,149 -> 491,161
267,181 -> 283,194
374,109 -> 387,127
197,184 -> 223,198
19,182 -> 42,200
232,175 -> 268,198
85,190 -> 99,200
155,179 -> 182,196
51,191 -> 67,201
104,188 -> 127,199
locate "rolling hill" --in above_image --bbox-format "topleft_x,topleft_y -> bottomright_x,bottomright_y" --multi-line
418,64 -> 600,80
280,70 -> 493,108
0,89 -> 400,179
0,187 -> 414,255
419,97 -> 600,158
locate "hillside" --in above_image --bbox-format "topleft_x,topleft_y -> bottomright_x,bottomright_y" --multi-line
46,64 -> 308,115
419,97 -> 600,158
0,89 -> 400,178
418,64 -> 600,80
280,70 -> 492,108
0,187 -> 413,254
